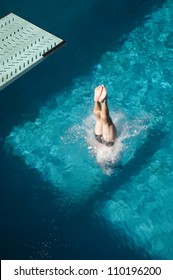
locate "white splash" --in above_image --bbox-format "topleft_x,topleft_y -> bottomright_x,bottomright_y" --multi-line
65,112 -> 148,176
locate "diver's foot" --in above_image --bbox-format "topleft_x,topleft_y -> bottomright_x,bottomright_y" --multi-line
99,85 -> 107,102
94,85 -> 103,102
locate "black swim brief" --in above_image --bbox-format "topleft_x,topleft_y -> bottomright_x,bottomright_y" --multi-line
95,134 -> 114,147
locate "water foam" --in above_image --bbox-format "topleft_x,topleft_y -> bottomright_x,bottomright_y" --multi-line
83,112 -> 148,175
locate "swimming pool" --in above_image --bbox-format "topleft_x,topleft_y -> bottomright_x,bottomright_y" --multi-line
0,0 -> 172,259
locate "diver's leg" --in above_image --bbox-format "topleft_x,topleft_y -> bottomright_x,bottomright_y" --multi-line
100,98 -> 109,121
99,85 -> 109,121
93,100 -> 101,118
94,101 -> 103,135
94,86 -> 103,135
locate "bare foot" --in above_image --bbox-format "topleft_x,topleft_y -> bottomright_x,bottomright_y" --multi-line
99,85 -> 107,102
94,86 -> 103,102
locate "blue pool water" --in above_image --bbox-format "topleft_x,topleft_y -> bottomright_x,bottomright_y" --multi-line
0,0 -> 173,259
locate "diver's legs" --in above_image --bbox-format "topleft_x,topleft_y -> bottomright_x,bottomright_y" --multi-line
100,87 -> 117,143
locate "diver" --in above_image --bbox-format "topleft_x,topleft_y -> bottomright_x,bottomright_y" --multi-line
94,85 -> 117,147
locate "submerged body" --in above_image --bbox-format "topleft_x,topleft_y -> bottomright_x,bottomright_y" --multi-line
94,85 -> 117,146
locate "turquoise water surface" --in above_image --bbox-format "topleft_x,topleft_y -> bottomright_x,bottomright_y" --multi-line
1,0 -> 173,259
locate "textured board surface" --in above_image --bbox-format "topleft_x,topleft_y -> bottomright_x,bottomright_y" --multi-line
0,13 -> 65,90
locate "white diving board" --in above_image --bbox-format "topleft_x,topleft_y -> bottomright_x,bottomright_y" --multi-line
0,13 -> 66,90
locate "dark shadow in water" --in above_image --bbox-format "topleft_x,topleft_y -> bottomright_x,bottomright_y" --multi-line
0,146 -> 72,259
0,0 -> 167,260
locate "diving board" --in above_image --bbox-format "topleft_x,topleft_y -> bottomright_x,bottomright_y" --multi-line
0,13 -> 66,90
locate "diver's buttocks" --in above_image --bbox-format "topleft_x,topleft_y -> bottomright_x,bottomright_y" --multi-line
93,85 -> 117,147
